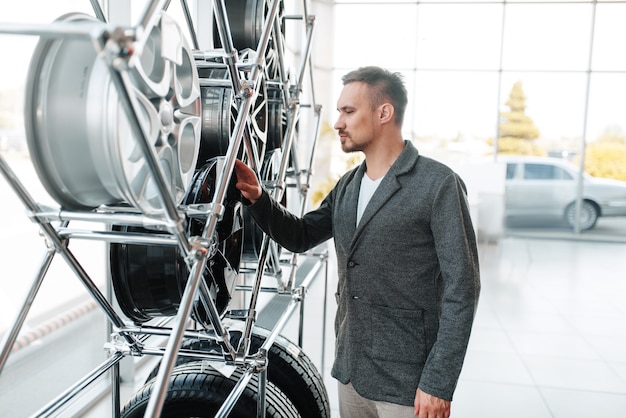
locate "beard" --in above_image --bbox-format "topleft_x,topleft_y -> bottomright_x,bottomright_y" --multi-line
340,140 -> 367,155
339,133 -> 365,153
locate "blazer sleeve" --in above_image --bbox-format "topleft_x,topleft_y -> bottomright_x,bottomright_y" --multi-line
245,188 -> 334,253
418,172 -> 481,401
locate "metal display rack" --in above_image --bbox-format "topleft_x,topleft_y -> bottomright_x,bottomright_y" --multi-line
0,0 -> 327,416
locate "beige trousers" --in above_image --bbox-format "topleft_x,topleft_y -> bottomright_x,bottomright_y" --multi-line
338,381 -> 416,418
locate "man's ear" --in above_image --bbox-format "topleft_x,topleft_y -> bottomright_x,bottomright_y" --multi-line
379,103 -> 394,124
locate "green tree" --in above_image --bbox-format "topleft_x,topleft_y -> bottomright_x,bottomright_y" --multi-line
496,81 -> 545,156
583,127 -> 626,181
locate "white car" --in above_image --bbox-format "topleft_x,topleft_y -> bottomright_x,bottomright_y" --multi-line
503,156 -> 626,230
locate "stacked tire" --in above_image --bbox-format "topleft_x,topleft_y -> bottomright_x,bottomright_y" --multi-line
121,327 -> 330,418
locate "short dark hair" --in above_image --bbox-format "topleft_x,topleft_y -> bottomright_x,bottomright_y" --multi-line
341,66 -> 408,127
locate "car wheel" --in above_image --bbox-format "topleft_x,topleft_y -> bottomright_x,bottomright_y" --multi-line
144,326 -> 331,418
25,12 -> 201,214
565,200 -> 599,230
120,361 -> 300,418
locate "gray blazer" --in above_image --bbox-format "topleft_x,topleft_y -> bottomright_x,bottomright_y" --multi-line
246,141 -> 480,405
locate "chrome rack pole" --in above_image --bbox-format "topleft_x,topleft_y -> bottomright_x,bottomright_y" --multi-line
211,3 -> 286,416
273,15 -> 290,111
216,254 -> 327,418
0,249 -> 54,375
57,229 -> 179,246
94,2 -> 193,255
201,109 -> 261,363
197,275 -> 238,359
239,0 -> 294,281
103,42 -> 191,255
212,0 -> 261,171
32,352 -> 125,418
134,0 -> 170,55
112,360 -> 121,418
273,12 -> 304,202
301,106 -> 323,213
208,0 -> 284,280
139,2 -> 229,415
36,209 -> 171,229
142,0 -> 283,411
257,364 -> 268,418
214,368 -> 256,418
286,104 -> 323,292
179,0 -> 200,50
229,0 -> 286,351
262,253 -> 326,352
320,252 -> 329,373
89,0 -> 107,22
275,15 -> 316,208
277,12 -> 321,289
295,16 -> 316,96
240,234 -> 274,358
247,67 -> 307,292
0,21 -> 104,39
292,109 -> 323,342
142,244 -> 208,418
0,153 -> 41,224
0,155 -> 140,351
37,227 -> 136,342
212,0 -> 243,95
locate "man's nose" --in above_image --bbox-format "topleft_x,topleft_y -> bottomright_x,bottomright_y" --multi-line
333,117 -> 343,130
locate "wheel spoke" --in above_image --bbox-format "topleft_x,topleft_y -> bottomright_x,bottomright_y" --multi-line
124,88 -> 161,163
131,12 -> 173,98
173,39 -> 201,108
171,115 -> 201,198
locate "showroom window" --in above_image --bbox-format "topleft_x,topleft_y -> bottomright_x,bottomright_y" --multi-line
334,1 -> 626,144
332,0 -> 626,234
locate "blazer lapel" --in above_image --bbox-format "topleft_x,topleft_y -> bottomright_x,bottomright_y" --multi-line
349,141 -> 420,251
355,175 -> 400,231
332,164 -> 362,255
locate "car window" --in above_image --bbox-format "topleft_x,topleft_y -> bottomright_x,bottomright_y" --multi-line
523,163 -> 573,180
506,163 -> 516,179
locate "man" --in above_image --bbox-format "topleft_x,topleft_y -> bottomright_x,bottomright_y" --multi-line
234,66 -> 480,418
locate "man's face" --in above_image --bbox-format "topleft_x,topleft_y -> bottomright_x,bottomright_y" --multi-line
333,82 -> 377,153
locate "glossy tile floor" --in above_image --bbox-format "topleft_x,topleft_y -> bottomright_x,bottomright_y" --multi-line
451,236 -> 626,418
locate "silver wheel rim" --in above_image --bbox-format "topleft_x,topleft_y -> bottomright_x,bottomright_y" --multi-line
566,201 -> 597,230
24,12 -> 201,215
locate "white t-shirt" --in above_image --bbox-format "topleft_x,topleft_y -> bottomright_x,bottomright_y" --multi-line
357,174 -> 383,225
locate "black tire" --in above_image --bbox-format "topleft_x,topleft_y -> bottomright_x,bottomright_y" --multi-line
195,63 -> 268,167
145,326 -> 330,418
213,0 -> 284,53
564,200 -> 599,230
121,361 -> 300,418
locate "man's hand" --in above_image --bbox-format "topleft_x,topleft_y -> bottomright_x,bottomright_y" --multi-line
414,389 -> 451,418
234,159 -> 262,203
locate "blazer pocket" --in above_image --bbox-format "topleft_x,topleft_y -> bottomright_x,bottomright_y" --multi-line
370,304 -> 426,365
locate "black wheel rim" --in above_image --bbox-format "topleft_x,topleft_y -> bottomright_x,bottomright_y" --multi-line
110,157 -> 243,326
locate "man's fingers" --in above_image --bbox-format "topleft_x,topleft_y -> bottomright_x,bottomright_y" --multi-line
233,159 -> 247,180
233,160 -> 262,202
